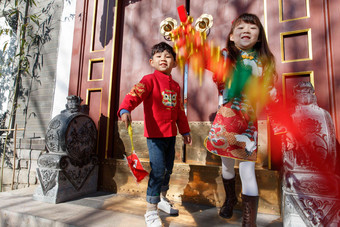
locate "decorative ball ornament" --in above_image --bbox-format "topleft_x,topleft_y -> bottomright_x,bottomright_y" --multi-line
160,17 -> 178,40
159,5 -> 232,86
195,14 -> 213,33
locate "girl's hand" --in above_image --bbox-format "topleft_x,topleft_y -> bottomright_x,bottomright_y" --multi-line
121,113 -> 132,129
183,134 -> 192,145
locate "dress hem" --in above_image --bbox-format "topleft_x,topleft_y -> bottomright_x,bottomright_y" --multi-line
203,136 -> 257,162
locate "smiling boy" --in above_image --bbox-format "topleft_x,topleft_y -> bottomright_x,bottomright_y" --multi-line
118,42 -> 192,227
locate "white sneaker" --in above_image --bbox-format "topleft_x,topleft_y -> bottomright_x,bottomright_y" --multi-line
157,197 -> 179,215
144,210 -> 162,227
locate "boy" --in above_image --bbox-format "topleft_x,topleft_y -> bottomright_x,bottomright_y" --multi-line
118,42 -> 192,227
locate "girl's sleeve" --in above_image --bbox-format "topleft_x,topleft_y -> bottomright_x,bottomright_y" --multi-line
211,49 -> 230,95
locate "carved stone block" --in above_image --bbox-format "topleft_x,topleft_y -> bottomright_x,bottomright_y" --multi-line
33,96 -> 98,203
33,165 -> 98,203
282,82 -> 340,226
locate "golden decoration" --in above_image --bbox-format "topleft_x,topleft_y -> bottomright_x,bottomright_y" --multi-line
159,17 -> 178,40
194,14 -> 213,33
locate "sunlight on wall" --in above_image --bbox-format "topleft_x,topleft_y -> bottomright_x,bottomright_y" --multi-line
52,0 -> 77,117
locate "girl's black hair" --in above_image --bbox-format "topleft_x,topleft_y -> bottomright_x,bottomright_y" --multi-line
226,13 -> 277,81
151,42 -> 176,60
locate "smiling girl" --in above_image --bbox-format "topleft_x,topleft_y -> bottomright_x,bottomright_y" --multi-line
205,13 -> 277,227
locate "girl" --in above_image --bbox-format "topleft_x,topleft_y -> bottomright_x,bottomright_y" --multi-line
205,13 -> 277,227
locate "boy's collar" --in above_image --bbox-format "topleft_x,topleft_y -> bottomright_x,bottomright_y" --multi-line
154,70 -> 172,77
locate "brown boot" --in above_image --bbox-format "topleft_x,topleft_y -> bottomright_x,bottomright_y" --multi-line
241,194 -> 259,227
219,177 -> 238,219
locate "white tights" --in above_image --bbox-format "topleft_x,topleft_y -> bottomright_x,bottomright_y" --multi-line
221,157 -> 258,196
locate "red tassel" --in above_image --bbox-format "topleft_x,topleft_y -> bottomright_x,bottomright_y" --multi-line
177,5 -> 187,22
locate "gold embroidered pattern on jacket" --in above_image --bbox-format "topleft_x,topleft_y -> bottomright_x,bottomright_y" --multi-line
128,83 -> 145,98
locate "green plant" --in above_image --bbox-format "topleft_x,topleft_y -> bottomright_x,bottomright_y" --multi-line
0,0 -> 57,191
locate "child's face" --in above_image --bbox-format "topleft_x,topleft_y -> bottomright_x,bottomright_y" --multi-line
230,21 -> 260,51
149,50 -> 177,75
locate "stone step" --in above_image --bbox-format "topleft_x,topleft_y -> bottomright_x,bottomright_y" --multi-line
101,160 -> 282,215
0,186 -> 283,227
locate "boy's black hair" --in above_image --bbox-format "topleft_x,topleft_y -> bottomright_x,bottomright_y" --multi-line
151,42 -> 176,60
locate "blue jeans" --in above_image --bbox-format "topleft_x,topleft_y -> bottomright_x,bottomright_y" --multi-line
146,137 -> 176,204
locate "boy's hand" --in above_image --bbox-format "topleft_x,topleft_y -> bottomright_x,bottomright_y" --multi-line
121,113 -> 132,129
183,134 -> 192,145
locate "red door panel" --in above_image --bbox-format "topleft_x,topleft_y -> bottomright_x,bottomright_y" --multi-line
267,0 -> 339,141
69,0 -> 121,159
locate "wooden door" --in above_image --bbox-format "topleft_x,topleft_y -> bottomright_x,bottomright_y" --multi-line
266,0 -> 339,141
69,0 -> 122,159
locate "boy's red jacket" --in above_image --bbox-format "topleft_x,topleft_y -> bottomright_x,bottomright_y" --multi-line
118,70 -> 190,138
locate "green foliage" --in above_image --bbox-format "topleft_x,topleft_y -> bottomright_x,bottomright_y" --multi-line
0,0 -> 57,118
0,0 -> 59,191
1,0 -> 57,77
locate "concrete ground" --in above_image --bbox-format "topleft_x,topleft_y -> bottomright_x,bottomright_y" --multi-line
0,186 -> 283,227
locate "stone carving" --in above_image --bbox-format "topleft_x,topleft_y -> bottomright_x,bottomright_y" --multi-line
46,122 -> 61,153
289,82 -> 336,172
289,195 -> 339,226
34,95 -> 98,203
65,117 -> 97,167
37,154 -> 68,169
37,169 -> 58,195
63,161 -> 96,190
64,95 -> 82,113
281,82 -> 340,227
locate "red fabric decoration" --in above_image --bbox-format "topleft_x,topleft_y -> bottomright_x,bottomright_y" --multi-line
177,5 -> 187,22
124,152 -> 149,183
123,125 -> 149,183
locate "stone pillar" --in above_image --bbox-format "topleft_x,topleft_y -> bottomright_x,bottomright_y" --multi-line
281,82 -> 340,227
33,95 -> 98,203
